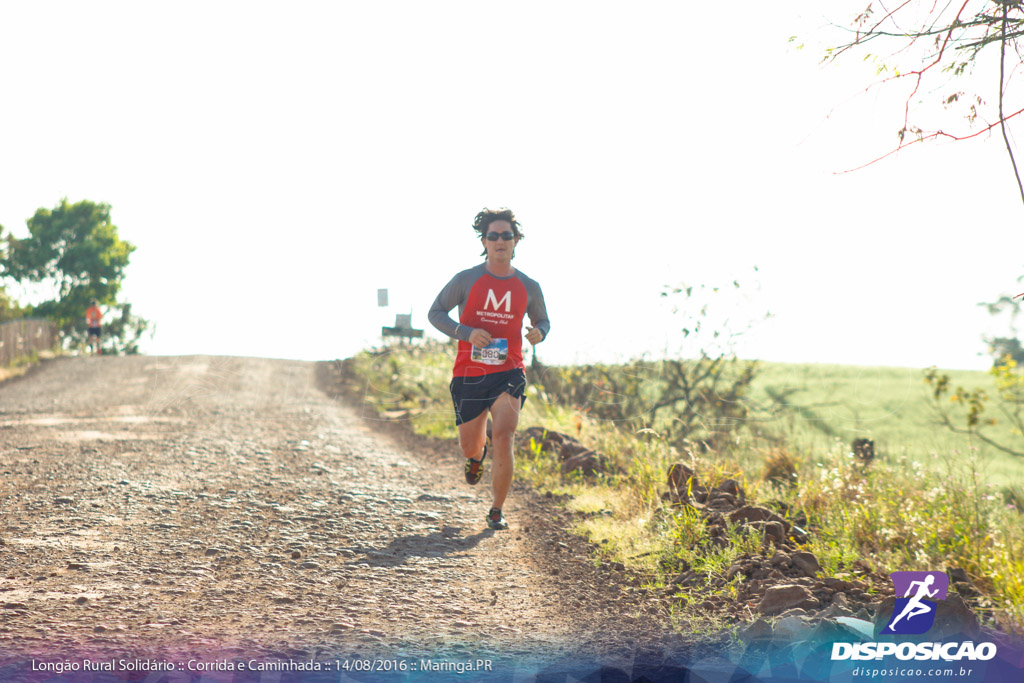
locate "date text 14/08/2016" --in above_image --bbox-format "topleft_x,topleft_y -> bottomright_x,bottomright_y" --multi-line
341,659 -> 494,674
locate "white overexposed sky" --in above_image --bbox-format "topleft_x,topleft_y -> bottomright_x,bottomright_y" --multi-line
1,1 -> 1021,370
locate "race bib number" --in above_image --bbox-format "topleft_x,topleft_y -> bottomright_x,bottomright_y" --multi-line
471,338 -> 508,366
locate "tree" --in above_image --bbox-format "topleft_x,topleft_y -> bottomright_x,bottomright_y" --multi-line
2,199 -> 150,353
920,274 -> 1024,455
925,360 -> 1024,456
979,275 -> 1024,365
0,286 -> 28,323
532,276 -> 767,450
821,1 -> 1024,206
102,302 -> 151,355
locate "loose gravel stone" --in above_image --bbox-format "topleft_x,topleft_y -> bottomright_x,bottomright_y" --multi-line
0,355 -> 689,669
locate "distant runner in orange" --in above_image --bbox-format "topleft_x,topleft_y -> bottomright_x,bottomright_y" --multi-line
86,300 -> 102,355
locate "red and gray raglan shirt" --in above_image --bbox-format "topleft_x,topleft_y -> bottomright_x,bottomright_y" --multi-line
428,262 -> 550,378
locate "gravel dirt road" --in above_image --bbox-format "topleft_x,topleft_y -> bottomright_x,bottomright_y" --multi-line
0,356 -> 708,681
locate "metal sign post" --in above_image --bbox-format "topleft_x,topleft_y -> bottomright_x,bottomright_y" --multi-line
377,289 -> 423,342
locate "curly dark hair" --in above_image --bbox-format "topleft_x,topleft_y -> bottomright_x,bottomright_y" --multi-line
472,207 -> 524,259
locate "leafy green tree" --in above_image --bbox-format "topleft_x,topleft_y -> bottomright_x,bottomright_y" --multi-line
0,286 -> 29,323
2,199 -> 150,353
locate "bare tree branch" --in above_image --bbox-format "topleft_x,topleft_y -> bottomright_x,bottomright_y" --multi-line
836,103 -> 1024,173
999,2 -> 1024,204
817,1 -> 1024,207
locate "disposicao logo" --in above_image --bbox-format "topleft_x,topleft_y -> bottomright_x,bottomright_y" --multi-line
830,570 -> 998,662
883,571 -> 948,635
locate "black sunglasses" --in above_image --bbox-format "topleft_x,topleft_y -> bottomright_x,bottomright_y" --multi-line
485,231 -> 516,241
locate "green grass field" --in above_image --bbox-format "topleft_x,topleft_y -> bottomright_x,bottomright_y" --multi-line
747,361 -> 1024,486
350,344 -> 1024,484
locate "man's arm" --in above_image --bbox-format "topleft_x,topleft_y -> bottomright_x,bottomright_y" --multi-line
428,275 -> 472,342
525,281 -> 550,343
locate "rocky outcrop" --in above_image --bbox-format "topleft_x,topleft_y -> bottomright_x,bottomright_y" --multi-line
520,427 -> 612,476
665,463 -> 809,551
758,584 -> 819,615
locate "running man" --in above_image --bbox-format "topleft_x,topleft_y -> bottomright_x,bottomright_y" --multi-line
85,299 -> 102,355
888,574 -> 939,629
428,208 -> 550,531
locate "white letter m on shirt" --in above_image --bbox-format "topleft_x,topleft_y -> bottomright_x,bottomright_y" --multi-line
485,289 -> 512,312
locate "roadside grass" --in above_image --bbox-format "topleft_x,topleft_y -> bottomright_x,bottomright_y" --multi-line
0,349 -> 58,384
347,344 -> 1024,635
767,442 -> 1024,633
345,342 -> 458,439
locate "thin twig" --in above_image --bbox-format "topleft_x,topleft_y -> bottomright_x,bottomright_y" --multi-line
836,104 -> 1024,173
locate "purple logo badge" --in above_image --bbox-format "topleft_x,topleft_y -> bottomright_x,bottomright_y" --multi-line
883,571 -> 949,635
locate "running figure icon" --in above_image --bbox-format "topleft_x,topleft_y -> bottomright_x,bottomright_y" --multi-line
888,574 -> 939,630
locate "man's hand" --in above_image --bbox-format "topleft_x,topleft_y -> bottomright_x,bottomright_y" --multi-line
525,326 -> 543,345
468,328 -> 493,348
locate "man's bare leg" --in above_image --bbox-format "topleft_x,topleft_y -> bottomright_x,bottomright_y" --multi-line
457,410 -> 488,462
487,392 -> 521,511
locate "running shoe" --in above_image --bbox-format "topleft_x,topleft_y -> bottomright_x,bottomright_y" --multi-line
464,444 -> 487,485
487,507 -> 509,531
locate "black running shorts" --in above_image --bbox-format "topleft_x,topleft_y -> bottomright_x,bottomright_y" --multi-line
88,327 -> 101,337
449,368 -> 527,426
